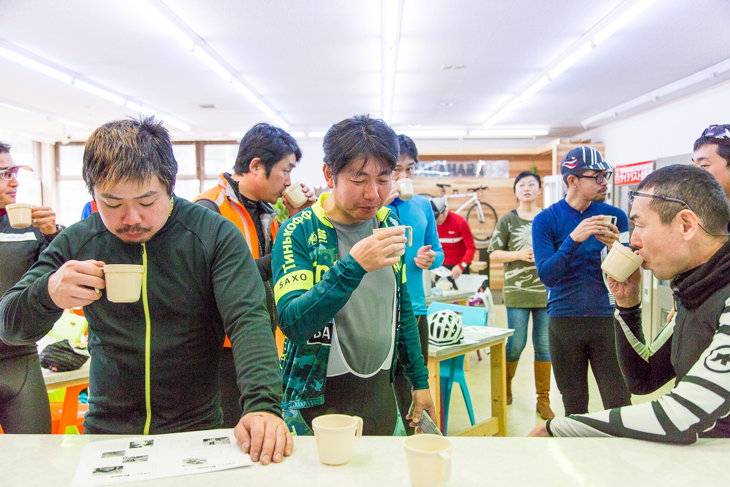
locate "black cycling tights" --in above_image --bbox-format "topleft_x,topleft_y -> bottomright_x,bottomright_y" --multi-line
0,353 -> 52,433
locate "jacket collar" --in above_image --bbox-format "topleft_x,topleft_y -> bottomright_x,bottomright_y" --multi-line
311,193 -> 391,228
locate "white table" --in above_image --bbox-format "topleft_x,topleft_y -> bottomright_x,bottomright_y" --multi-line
428,328 -> 513,436
1,435 -> 727,486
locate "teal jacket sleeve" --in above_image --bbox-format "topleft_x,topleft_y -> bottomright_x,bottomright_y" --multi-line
272,219 -> 367,346
396,280 -> 430,390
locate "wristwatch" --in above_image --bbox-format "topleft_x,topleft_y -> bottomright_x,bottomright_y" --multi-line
459,262 -> 468,269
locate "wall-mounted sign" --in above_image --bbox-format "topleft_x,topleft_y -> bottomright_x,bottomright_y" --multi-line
415,159 -> 510,178
614,160 -> 654,186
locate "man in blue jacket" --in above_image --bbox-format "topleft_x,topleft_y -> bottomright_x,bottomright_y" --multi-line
532,146 -> 631,415
387,134 -> 444,431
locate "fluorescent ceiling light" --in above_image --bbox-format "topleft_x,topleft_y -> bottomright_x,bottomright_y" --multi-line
381,0 -> 403,123
581,57 -> 730,127
398,129 -> 467,138
288,131 -> 306,138
468,129 -> 549,138
193,47 -> 232,83
593,0 -> 657,46
137,0 -> 196,51
307,131 -> 327,138
158,114 -> 191,132
548,42 -> 592,81
230,79 -> 259,105
74,79 -> 126,106
481,0 -> 659,128
0,45 -> 73,84
125,101 -> 156,116
521,76 -> 550,101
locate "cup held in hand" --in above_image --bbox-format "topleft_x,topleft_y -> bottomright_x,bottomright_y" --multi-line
397,178 -> 414,201
283,183 -> 308,208
403,434 -> 452,487
312,414 -> 363,465
373,225 -> 413,258
103,264 -> 144,303
601,214 -> 617,227
6,203 -> 33,228
601,242 -> 643,282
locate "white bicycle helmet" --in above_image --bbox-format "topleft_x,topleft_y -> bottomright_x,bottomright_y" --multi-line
428,309 -> 464,346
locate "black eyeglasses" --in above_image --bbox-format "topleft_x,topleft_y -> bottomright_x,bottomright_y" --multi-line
628,190 -> 688,208
629,190 -> 729,237
573,171 -> 613,185
702,124 -> 730,140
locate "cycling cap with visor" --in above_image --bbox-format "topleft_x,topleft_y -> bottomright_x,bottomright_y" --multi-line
560,146 -> 612,181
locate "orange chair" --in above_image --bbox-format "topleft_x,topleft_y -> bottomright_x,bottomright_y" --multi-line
49,383 -> 88,434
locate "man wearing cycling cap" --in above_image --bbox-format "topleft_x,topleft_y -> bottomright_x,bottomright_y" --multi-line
532,146 -> 631,416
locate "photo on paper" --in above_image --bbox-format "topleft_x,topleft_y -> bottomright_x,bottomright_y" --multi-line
92,466 -> 123,476
101,450 -> 125,458
122,455 -> 149,463
129,439 -> 154,449
182,458 -> 208,466
202,436 -> 230,446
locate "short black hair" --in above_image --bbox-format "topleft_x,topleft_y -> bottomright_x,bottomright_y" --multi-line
83,116 -> 177,196
636,164 -> 729,236
0,142 -> 10,154
514,171 -> 541,191
233,123 -> 301,176
397,134 -> 418,163
323,114 -> 399,178
693,124 -> 730,166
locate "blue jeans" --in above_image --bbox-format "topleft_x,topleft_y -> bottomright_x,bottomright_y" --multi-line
505,307 -> 550,362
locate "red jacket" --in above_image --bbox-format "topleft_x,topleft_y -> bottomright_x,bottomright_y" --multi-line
437,211 -> 476,267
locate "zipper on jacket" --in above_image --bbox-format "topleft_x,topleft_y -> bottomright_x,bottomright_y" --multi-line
141,242 -> 152,434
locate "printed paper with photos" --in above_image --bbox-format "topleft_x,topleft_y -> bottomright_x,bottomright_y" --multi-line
72,429 -> 251,486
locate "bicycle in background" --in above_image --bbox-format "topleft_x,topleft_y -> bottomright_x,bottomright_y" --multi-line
424,183 -> 498,242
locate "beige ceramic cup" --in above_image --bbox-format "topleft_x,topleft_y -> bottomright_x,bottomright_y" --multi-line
403,434 -> 452,487
601,215 -> 617,227
283,183 -> 308,208
6,203 -> 33,228
373,225 -> 413,258
312,414 -> 363,465
397,178 -> 415,201
103,264 -> 145,303
601,241 -> 644,282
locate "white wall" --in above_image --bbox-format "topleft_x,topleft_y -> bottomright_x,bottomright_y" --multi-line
578,80 -> 730,165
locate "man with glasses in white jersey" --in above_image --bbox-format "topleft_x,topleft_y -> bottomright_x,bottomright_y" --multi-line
531,165 -> 730,443
693,124 -> 730,233
532,146 -> 631,416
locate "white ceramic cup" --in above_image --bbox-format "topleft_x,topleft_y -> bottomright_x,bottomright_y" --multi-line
373,225 -> 413,258
601,241 -> 644,282
403,434 -> 452,487
601,214 -> 617,227
397,178 -> 414,201
6,203 -> 33,229
103,264 -> 145,303
283,183 -> 308,208
311,414 -> 363,465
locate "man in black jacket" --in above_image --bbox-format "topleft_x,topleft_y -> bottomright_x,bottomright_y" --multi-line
0,142 -> 61,433
530,165 -> 730,443
0,118 -> 291,464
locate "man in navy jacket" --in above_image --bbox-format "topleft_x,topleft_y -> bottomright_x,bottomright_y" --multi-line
532,146 -> 631,415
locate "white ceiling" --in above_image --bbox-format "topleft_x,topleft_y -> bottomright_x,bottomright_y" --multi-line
1,0 -> 729,143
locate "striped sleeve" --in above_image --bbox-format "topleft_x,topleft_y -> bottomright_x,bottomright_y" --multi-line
548,297 -> 730,444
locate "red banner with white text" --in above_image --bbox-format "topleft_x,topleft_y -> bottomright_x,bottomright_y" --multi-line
614,160 -> 654,186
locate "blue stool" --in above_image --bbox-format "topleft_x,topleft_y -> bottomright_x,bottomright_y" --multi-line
440,355 -> 475,434
428,302 -> 487,434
